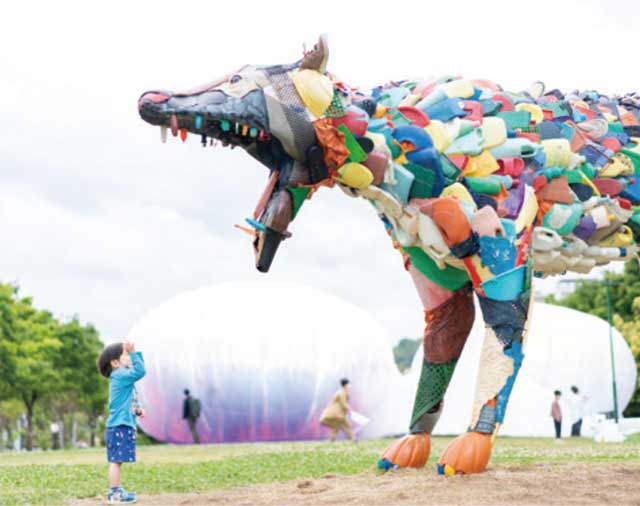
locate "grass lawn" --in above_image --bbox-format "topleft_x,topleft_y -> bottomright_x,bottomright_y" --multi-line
1,435 -> 639,505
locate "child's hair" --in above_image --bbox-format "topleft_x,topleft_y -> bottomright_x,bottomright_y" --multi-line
340,378 -> 349,387
554,390 -> 561,396
98,343 -> 124,378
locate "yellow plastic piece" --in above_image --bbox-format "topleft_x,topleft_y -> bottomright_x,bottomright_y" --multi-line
515,103 -> 544,124
337,162 -> 374,189
542,139 -> 573,168
463,149 -> 500,177
373,104 -> 389,118
481,117 -> 507,149
291,69 -> 334,118
444,464 -> 456,476
365,132 -> 388,150
515,192 -> 539,233
467,253 -> 494,282
444,79 -> 474,99
580,171 -> 600,196
598,226 -> 634,247
398,93 -> 422,107
441,182 -> 475,205
424,120 -> 451,152
599,153 -> 634,177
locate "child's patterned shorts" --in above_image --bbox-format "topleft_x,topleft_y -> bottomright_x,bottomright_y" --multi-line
105,425 -> 136,463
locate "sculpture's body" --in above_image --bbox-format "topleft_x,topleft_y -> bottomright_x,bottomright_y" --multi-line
139,36 -> 640,474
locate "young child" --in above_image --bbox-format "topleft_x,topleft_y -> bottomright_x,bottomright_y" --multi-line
98,341 -> 146,504
550,390 -> 562,439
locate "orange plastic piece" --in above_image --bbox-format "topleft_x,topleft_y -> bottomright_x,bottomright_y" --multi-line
253,170 -> 279,220
380,433 -> 431,468
419,197 -> 471,248
438,432 -> 492,474
312,118 -> 349,170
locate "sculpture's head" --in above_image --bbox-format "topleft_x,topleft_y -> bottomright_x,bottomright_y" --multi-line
138,36 -> 334,272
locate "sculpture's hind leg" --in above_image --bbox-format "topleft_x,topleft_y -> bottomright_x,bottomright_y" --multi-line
379,262 -> 475,469
437,267 -> 534,475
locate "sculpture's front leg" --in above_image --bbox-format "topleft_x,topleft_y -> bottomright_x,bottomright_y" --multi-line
379,262 -> 475,469
437,267 -> 534,475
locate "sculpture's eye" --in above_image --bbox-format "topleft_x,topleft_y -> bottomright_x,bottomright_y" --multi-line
230,74 -> 242,84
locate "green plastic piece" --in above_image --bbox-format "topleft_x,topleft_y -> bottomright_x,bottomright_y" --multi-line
440,154 -> 461,186
565,170 -> 583,184
403,246 -> 470,290
390,143 -> 402,159
404,162 -> 440,198
389,108 -> 412,126
221,120 -> 230,132
608,122 -> 625,134
286,186 -> 311,220
497,110 -> 531,130
410,360 -> 457,429
336,124 -> 367,163
579,162 -> 597,180
465,176 -> 502,195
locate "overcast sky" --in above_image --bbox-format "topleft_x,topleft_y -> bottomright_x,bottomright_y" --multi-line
1,0 -> 638,345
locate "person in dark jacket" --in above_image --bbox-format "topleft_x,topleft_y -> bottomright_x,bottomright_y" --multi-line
182,389 -> 201,444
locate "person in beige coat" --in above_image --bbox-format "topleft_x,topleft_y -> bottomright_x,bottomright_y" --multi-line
320,378 -> 353,441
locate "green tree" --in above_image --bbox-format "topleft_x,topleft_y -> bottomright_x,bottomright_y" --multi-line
393,337 -> 421,373
0,285 -> 62,450
546,261 -> 640,416
53,319 -> 107,447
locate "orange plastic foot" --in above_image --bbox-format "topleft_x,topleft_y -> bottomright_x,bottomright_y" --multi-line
379,433 -> 431,469
437,432 -> 492,475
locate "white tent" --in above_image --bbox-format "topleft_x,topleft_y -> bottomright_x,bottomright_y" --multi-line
129,281 -> 636,442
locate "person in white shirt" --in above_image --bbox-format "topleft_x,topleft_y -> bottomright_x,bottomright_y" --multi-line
570,385 -> 588,437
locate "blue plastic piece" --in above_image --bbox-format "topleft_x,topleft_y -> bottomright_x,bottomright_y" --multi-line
478,236 -> 517,276
437,463 -> 445,475
481,265 -> 526,301
195,115 -> 203,129
221,119 -> 231,132
620,175 -> 640,204
580,142 -> 614,168
381,164 -> 415,206
378,87 -> 410,108
245,218 -> 266,231
495,341 -> 524,423
378,458 -> 393,471
392,125 -> 433,150
424,98 -> 466,122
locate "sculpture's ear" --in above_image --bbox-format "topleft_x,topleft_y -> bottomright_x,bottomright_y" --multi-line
300,34 -> 329,73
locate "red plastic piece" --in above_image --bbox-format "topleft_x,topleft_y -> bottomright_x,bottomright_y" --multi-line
574,105 -> 597,121
492,93 -> 514,112
618,197 -> 631,210
398,106 -> 430,127
533,175 -> 547,193
601,137 -> 622,153
331,109 -> 368,136
516,131 -> 540,143
497,157 -> 524,177
448,155 -> 469,170
461,101 -> 483,123
593,178 -> 622,196
542,109 -> 554,121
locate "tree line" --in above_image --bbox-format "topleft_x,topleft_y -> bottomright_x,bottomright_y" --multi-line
0,283 -> 107,450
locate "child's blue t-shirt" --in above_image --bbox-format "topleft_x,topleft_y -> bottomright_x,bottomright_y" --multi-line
106,351 -> 146,428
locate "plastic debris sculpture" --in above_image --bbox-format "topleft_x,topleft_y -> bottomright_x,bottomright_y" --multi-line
138,36 -> 640,474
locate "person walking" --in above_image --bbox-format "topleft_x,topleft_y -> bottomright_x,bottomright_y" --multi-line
182,389 -> 201,444
320,378 -> 353,441
550,390 -> 562,439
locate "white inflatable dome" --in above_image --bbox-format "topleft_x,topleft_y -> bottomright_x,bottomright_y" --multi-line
129,281 -> 407,443
130,281 -> 636,443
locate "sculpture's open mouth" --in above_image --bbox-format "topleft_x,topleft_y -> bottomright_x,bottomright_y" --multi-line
138,89 -> 271,148
138,88 -> 293,273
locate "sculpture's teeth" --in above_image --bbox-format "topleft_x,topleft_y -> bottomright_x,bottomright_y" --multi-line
201,134 -> 207,147
242,124 -> 249,136
221,120 -> 230,132
180,128 -> 188,142
195,115 -> 203,130
170,114 -> 179,137
160,125 -> 167,143
250,127 -> 258,138
235,122 -> 240,135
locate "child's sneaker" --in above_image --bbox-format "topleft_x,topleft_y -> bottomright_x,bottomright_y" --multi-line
107,487 -> 137,504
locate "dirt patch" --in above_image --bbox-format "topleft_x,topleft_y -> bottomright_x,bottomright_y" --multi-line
76,462 -> 640,505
